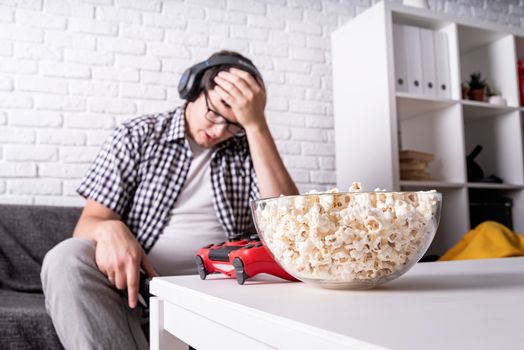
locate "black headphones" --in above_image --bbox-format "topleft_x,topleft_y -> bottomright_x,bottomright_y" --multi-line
177,55 -> 261,102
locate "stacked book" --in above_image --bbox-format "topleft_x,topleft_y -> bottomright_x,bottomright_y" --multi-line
399,150 -> 434,181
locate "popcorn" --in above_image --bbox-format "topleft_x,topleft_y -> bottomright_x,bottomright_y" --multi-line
254,184 -> 440,283
349,182 -> 362,192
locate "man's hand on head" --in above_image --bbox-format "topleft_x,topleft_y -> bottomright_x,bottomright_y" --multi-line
94,220 -> 158,309
212,67 -> 267,131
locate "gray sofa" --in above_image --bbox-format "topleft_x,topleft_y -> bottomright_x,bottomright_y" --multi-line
0,204 -> 82,350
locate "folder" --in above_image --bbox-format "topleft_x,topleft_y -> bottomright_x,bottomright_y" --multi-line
403,25 -> 423,95
393,24 -> 408,93
434,31 -> 451,99
420,28 -> 437,97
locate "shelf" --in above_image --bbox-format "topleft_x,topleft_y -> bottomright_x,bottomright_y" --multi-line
333,1 -> 524,254
400,181 -> 463,189
461,100 -> 517,119
391,9 -> 451,31
396,93 -> 458,120
399,103 -> 465,183
458,25 -> 519,107
467,182 -> 523,190
458,25 -> 507,55
463,111 -> 524,186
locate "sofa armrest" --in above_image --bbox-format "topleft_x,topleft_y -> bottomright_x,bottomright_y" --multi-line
0,204 -> 82,292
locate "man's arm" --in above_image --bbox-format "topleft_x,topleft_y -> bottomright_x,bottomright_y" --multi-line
245,124 -> 298,198
74,199 -> 157,309
73,199 -> 121,240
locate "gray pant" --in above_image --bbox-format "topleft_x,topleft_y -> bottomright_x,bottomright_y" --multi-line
41,238 -> 149,350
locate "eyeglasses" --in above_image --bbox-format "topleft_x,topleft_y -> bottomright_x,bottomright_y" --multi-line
204,91 -> 245,136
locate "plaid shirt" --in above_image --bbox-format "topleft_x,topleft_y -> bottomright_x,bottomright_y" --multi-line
77,104 -> 260,252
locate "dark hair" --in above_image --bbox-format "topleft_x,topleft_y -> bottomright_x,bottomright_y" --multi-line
199,50 -> 261,95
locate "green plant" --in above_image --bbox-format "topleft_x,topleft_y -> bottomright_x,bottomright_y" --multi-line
467,72 -> 487,90
486,84 -> 500,97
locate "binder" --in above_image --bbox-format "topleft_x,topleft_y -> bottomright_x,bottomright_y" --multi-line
434,31 -> 451,99
420,28 -> 437,97
393,24 -> 408,93
403,25 -> 424,95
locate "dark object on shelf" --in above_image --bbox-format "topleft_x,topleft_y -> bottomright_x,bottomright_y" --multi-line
466,145 -> 503,183
469,191 -> 513,231
466,145 -> 484,181
418,254 -> 440,263
484,174 -> 503,183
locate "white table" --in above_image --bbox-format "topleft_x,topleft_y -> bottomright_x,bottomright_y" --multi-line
150,257 -> 524,350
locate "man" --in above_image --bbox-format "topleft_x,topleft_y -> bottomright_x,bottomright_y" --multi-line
41,50 -> 298,350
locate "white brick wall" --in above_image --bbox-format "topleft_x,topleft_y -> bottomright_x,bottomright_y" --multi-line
0,0 -> 523,205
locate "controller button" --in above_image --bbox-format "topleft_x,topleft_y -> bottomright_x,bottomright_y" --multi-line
209,246 -> 243,262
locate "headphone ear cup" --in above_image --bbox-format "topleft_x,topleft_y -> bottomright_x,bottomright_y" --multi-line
187,78 -> 203,102
178,67 -> 200,101
178,68 -> 190,100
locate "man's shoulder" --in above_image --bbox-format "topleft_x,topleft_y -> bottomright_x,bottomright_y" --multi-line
121,109 -> 175,132
117,108 -> 179,143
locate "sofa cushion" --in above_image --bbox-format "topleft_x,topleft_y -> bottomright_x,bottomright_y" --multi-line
0,204 -> 82,292
0,290 -> 64,350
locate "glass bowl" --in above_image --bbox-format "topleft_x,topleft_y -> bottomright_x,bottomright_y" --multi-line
250,191 -> 442,290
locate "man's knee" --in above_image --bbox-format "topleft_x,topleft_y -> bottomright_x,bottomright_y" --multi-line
41,237 -> 97,291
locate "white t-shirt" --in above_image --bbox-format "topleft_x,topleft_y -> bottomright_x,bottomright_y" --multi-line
147,137 -> 226,276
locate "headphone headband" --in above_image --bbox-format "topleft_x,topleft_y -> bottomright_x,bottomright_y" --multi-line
178,55 -> 261,102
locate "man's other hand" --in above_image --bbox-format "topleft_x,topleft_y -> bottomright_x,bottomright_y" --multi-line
94,220 -> 158,309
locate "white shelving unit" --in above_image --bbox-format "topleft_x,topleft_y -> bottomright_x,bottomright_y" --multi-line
332,1 -> 524,255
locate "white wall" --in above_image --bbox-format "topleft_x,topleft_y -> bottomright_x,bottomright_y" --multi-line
0,0 -> 522,206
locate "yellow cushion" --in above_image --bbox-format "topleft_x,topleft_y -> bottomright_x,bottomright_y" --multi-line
439,221 -> 524,261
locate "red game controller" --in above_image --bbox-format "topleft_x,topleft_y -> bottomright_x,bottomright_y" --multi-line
195,240 -> 298,285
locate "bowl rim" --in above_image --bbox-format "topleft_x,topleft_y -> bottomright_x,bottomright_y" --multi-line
250,190 -> 442,202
